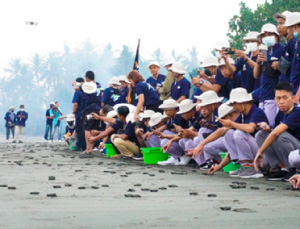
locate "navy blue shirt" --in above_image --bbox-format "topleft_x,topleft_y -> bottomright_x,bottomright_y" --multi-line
111,119 -> 125,132
118,86 -> 129,103
214,70 -> 242,99
170,77 -> 191,101
124,121 -> 140,146
166,114 -> 187,132
72,90 -> 85,118
102,87 -> 121,106
235,53 -> 259,93
259,42 -> 284,102
135,81 -> 160,106
279,38 -> 296,83
46,109 -> 53,125
290,39 -> 300,94
15,111 -> 28,127
146,74 -> 166,88
275,106 -> 300,141
192,87 -> 202,103
65,125 -> 75,135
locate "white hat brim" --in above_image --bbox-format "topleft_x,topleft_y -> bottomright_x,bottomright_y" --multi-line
198,97 -> 224,107
177,104 -> 196,114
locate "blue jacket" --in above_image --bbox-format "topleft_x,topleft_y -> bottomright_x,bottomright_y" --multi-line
15,111 -> 28,127
4,111 -> 16,127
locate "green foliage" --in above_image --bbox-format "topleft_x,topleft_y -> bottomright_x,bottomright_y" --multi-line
227,0 -> 300,49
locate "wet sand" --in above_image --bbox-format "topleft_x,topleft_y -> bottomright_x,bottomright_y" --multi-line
0,140 -> 299,228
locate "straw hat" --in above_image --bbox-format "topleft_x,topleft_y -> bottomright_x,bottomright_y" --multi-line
283,12 -> 300,27
242,31 -> 260,42
66,114 -> 75,122
108,76 -> 121,86
139,110 -> 155,121
168,62 -> 186,74
148,61 -> 160,69
200,55 -> 219,68
149,113 -> 167,127
217,103 -> 234,119
82,82 -> 97,94
196,91 -> 224,107
158,99 -> 179,110
177,99 -> 196,114
227,88 -> 254,105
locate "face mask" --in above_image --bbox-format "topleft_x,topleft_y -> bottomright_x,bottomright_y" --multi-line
20,109 -> 24,111
294,30 -> 298,40
11,109 -> 14,112
215,51 -> 222,59
262,36 -> 276,47
246,42 -> 258,52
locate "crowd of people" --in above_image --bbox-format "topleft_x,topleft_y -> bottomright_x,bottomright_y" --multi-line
6,10 -> 300,189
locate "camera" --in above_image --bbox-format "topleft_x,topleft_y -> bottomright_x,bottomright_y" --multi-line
223,48 -> 235,55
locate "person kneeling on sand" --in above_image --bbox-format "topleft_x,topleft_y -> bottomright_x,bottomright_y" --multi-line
135,110 -> 155,148
63,114 -> 76,148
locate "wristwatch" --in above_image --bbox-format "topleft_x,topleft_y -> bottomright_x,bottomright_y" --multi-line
200,79 -> 204,85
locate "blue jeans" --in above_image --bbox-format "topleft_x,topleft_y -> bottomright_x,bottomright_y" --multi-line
6,126 -> 15,140
53,122 -> 62,140
44,124 -> 53,140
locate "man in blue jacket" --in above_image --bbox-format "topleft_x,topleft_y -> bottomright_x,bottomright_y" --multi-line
14,105 -> 28,143
4,106 -> 16,141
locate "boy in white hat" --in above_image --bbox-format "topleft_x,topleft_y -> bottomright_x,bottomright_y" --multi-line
255,83 -> 300,181
157,56 -> 175,101
134,110 -> 156,147
102,76 -> 121,107
146,61 -> 166,90
218,88 -> 268,178
63,114 -> 76,147
118,75 -> 130,103
253,23 -> 284,126
169,62 -> 191,103
144,113 -> 168,147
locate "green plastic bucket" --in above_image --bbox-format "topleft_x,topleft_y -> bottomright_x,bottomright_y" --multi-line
219,152 -> 240,173
69,141 -> 76,150
141,147 -> 169,164
105,144 -> 117,158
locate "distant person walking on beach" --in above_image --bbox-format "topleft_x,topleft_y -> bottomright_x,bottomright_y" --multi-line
4,106 -> 16,141
14,105 -> 28,143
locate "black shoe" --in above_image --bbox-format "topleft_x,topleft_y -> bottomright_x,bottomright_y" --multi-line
199,160 -> 214,170
132,152 -> 143,161
266,170 -> 289,181
282,170 -> 296,182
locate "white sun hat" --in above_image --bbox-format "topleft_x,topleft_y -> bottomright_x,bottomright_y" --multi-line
126,113 -> 134,123
118,75 -> 130,84
108,76 -> 121,86
283,12 -> 300,27
139,110 -> 155,121
227,88 -> 254,105
159,99 -> 179,110
242,31 -> 260,42
148,61 -> 160,69
168,62 -> 187,74
82,82 -> 97,94
196,91 -> 224,107
273,10 -> 292,21
258,23 -> 279,40
200,55 -> 219,68
218,57 -> 235,67
149,112 -> 167,127
114,103 -> 136,114
217,103 -> 235,119
177,99 -> 196,114
107,110 -> 118,118
66,114 -> 75,122
163,56 -> 175,67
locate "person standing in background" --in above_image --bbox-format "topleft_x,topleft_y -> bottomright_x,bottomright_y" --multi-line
4,106 -> 16,141
14,105 -> 28,143
44,103 -> 56,142
52,101 -> 63,142
157,56 -> 175,101
146,61 -> 166,89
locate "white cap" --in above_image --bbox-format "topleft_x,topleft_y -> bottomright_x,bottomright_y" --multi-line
139,110 -> 155,120
148,61 -> 160,69
118,75 -> 130,84
163,56 -> 175,67
159,99 -> 179,110
197,91 -> 224,107
177,99 -> 196,114
108,76 -> 121,86
217,103 -> 234,119
283,12 -> 300,27
9,106 -> 14,110
149,113 -> 167,127
218,57 -> 235,67
200,55 -> 219,68
273,10 -> 292,21
66,114 -> 75,122
107,110 -> 118,118
258,23 -> 279,40
168,62 -> 186,74
82,82 -> 97,94
227,88 -> 254,105
242,31 -> 260,42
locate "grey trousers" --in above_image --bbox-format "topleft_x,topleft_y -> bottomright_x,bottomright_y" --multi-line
255,130 -> 300,169
145,134 -> 161,148
160,130 -> 184,158
289,149 -> 300,170
203,137 -> 226,163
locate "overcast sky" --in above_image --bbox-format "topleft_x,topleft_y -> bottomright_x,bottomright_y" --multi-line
0,0 -> 267,77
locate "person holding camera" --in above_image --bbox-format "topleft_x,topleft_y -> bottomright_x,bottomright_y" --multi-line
4,106 -> 16,141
